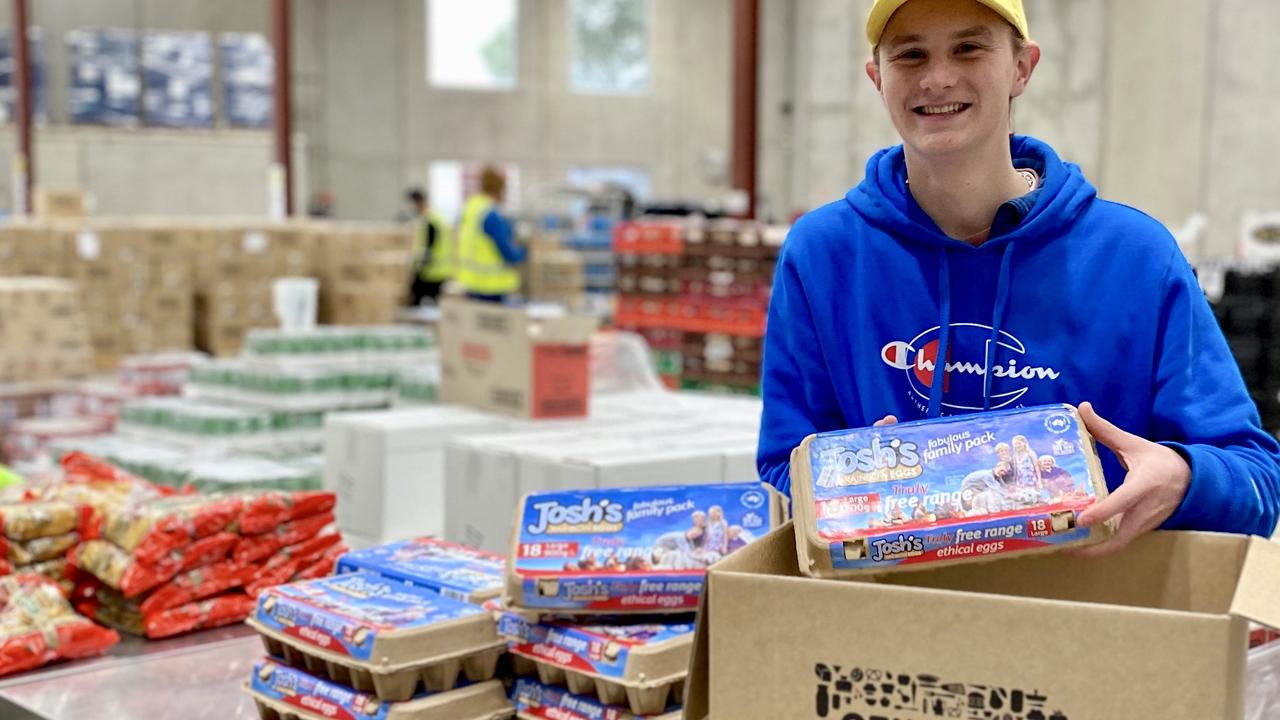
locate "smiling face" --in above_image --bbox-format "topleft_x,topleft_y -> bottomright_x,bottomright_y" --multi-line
866,0 -> 1038,159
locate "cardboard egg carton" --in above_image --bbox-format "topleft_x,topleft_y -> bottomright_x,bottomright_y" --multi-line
336,537 -> 505,605
247,658 -> 514,720
497,608 -> 693,716
511,678 -> 681,720
247,572 -> 506,702
790,404 -> 1112,578
505,482 -> 785,614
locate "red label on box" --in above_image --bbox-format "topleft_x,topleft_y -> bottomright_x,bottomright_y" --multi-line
519,541 -> 579,559
531,344 -> 589,419
1026,517 -> 1053,538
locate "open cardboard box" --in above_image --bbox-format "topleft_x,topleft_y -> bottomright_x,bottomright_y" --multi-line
685,521 -> 1280,719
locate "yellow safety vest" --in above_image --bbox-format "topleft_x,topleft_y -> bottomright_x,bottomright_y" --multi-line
416,209 -> 456,282
456,193 -> 519,296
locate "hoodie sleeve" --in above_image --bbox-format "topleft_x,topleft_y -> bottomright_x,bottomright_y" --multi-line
757,236 -> 848,496
1153,251 -> 1280,536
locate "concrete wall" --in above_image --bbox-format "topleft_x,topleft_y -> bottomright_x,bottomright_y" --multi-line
3,0 -> 732,222
0,0 -> 283,217
3,0 -> 1275,254
296,0 -> 734,222
768,0 -> 1277,257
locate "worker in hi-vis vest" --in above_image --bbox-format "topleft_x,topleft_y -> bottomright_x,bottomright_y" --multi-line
406,187 -> 454,305
456,166 -> 525,302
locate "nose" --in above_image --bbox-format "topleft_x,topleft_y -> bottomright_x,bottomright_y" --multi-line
919,56 -> 959,94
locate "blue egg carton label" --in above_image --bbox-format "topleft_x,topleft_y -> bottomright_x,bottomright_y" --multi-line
513,483 -> 777,611
254,572 -> 486,661
336,538 -> 504,603
498,610 -> 694,679
806,404 -> 1103,569
512,678 -> 679,719
251,658 -> 397,719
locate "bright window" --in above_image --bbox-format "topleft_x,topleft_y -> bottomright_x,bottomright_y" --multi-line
569,0 -> 649,94
429,161 -> 521,224
427,0 -> 517,90
567,165 -> 651,216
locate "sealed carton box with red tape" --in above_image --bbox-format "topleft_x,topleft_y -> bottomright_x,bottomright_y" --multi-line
439,299 -> 597,419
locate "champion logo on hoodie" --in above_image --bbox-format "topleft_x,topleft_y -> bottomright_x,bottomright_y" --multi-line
880,323 -> 1061,411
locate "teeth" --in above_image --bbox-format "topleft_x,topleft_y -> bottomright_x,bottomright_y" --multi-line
921,103 -> 964,115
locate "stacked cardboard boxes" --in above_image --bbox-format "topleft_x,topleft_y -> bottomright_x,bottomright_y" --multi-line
194,222 -> 313,357
315,223 -> 413,325
523,236 -> 586,308
0,277 -> 93,383
0,218 -> 416,366
67,221 -> 195,369
0,222 -> 72,278
32,188 -> 88,219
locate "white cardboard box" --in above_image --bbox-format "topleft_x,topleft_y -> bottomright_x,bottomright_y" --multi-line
442,421 -> 685,553
324,405 -> 509,543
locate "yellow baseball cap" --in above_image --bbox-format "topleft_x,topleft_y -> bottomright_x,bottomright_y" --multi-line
866,0 -> 1030,46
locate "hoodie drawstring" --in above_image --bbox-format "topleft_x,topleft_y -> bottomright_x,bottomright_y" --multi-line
929,243 -> 1016,417
927,248 -> 951,418
983,244 -> 1015,410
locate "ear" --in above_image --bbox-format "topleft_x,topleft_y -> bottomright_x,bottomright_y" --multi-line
865,57 -> 883,94
1010,40 -> 1041,99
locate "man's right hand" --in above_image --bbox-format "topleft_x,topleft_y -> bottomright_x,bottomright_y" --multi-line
873,415 -> 898,427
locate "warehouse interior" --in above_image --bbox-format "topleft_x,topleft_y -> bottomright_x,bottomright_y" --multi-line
1,1 -> 1279,718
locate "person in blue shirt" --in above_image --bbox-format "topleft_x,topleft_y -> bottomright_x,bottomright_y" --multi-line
457,166 -> 526,303
757,0 -> 1280,553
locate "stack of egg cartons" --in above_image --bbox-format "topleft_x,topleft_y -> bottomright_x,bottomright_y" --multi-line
496,481 -> 787,719
243,536 -> 515,720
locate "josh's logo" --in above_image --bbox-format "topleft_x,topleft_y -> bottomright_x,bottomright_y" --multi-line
880,323 -> 1060,411
527,499 -> 625,534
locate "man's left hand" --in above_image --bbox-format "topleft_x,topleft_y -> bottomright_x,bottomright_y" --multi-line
1072,401 -> 1192,558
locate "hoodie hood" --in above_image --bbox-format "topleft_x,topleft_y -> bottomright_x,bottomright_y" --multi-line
845,135 -> 1097,252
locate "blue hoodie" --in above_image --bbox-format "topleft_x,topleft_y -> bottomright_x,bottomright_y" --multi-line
757,135 -> 1280,536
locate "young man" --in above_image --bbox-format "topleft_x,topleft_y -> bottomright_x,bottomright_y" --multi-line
757,0 -> 1280,554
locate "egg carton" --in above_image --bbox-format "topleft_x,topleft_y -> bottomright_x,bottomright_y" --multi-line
510,677 -> 681,720
247,658 -> 514,720
495,607 -> 694,716
254,624 -> 506,702
509,653 -> 684,716
249,572 -> 505,702
506,483 -> 786,614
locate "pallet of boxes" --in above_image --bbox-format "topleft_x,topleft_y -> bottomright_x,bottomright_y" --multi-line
684,405 -> 1280,719
194,220 -> 313,357
0,276 -> 95,452
315,222 -> 415,326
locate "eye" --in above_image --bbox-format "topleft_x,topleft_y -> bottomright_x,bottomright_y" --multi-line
894,49 -> 926,62
956,42 -> 984,54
